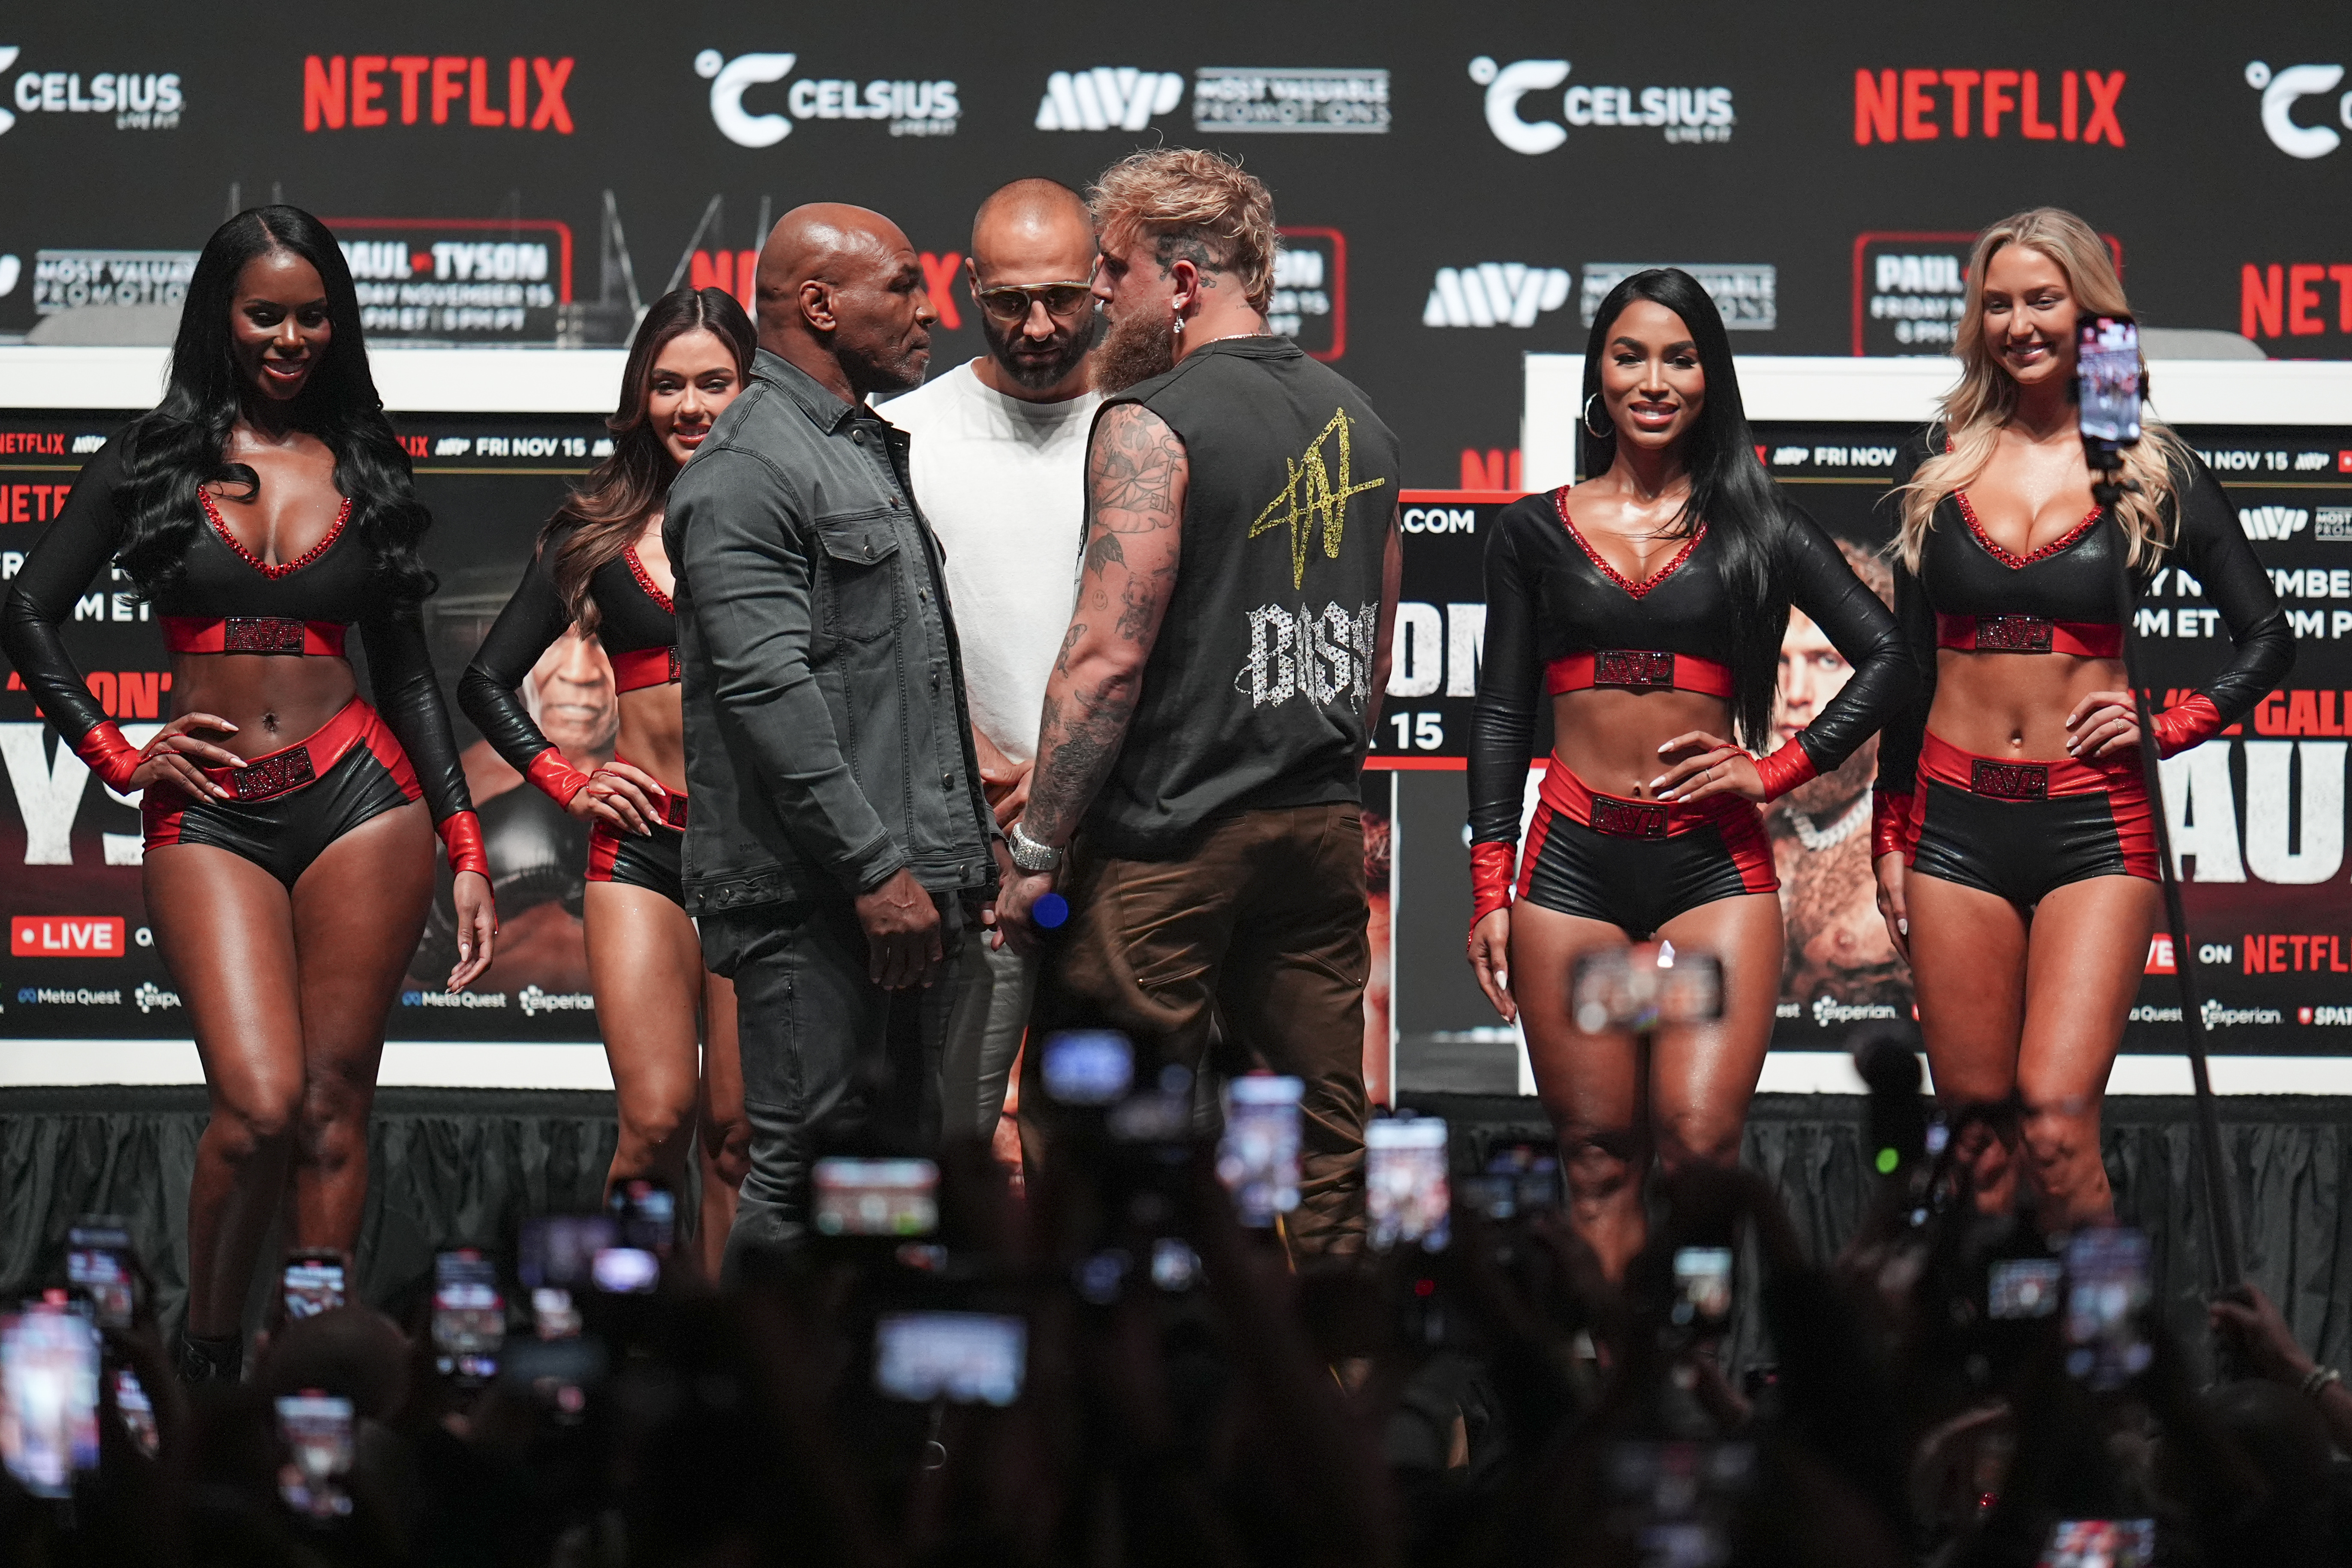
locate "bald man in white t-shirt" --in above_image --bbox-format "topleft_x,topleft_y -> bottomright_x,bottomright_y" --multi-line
883,179 -> 1101,1145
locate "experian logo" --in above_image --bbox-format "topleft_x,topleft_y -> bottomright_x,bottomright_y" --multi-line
2246,61 -> 2351,159
2241,505 -> 2310,541
1035,69 -> 1182,131
1424,264 -> 1571,328
1471,55 -> 1733,154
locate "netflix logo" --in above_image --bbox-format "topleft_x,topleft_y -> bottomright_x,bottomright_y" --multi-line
304,55 -> 574,133
2242,933 -> 2350,975
1853,69 -> 2124,146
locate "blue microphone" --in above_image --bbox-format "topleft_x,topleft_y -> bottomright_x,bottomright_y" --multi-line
1033,891 -> 1070,930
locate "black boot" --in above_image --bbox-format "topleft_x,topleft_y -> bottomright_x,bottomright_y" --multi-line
177,1330 -> 242,1384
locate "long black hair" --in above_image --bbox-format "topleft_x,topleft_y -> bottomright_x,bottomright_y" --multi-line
543,285 -> 754,629
1579,267 -> 1787,752
114,206 -> 436,601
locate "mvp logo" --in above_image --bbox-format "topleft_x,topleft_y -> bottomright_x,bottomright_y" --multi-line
1035,69 -> 1183,131
1424,264 -> 1570,328
2241,506 -> 2310,541
1249,408 -> 1387,590
11,916 -> 125,957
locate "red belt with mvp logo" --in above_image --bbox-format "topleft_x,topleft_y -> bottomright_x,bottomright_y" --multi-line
1545,648 -> 1734,697
189,697 -> 411,803
1935,613 -> 2120,658
1916,730 -> 2138,802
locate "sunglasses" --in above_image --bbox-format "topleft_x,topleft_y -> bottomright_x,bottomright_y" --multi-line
971,275 -> 1098,324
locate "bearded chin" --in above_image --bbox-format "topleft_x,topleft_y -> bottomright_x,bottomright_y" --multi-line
1091,309 -> 1176,394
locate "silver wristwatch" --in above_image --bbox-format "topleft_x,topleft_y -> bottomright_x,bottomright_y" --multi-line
1006,821 -> 1064,874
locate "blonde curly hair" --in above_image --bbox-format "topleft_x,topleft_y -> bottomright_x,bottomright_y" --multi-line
1897,207 -> 2188,573
1088,147 -> 1278,312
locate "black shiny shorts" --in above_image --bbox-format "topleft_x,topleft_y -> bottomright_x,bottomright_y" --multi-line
1519,793 -> 1777,940
588,819 -> 684,907
143,742 -> 419,887
1909,784 -> 2147,907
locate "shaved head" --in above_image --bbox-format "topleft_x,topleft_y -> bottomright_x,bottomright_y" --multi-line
964,179 -> 1098,400
755,201 -> 935,400
969,178 -> 1091,261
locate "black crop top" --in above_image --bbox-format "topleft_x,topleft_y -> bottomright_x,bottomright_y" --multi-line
457,522 -> 676,777
1469,488 -> 1913,846
1875,425 -> 2294,797
0,438 -> 473,823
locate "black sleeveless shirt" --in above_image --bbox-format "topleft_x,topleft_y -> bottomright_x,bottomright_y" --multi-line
1083,337 -> 1402,857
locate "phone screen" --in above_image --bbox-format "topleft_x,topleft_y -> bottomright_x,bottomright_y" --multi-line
608,1178 -> 677,1255
2063,1229 -> 2151,1388
590,1247 -> 660,1294
111,1366 -> 159,1458
529,1286 -> 582,1340
1571,943 -> 1724,1032
2075,316 -> 2142,447
1366,1117 -> 1451,1252
812,1157 -> 940,1238
432,1250 -> 505,1381
1605,1440 -> 1756,1564
519,1215 -> 617,1290
1672,1246 -> 1735,1334
2038,1518 -> 2154,1568
281,1254 -> 347,1321
275,1392 -> 355,1520
873,1312 -> 1027,1407
1989,1258 -> 2064,1319
1216,1075 -> 1304,1227
1041,1029 -> 1134,1105
0,1302 -> 101,1497
66,1227 -> 135,1331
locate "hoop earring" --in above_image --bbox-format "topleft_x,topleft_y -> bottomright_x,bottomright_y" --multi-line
1582,393 -> 1610,439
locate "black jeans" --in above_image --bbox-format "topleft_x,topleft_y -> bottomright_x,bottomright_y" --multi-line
702,898 -> 961,1272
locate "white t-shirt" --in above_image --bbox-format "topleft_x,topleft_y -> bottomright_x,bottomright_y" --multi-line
883,359 -> 1099,764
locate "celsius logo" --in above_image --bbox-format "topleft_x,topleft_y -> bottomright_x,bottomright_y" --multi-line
0,46 -> 184,135
1469,55 -> 1732,154
695,50 -> 959,147
1424,264 -> 1571,328
2240,506 -> 2310,541
1035,69 -> 1183,131
2247,61 -> 2352,159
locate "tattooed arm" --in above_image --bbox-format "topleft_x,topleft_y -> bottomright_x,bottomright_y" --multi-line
996,402 -> 1187,948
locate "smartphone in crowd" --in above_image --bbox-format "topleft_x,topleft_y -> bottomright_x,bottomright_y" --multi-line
873,1311 -> 1027,1407
2063,1228 -> 2152,1388
280,1249 -> 348,1322
1988,1257 -> 2064,1320
1604,1439 -> 1756,1565
2038,1517 -> 2154,1568
1672,1246 -> 1735,1336
1366,1117 -> 1451,1253
1041,1029 -> 1134,1105
66,1221 -> 137,1331
608,1178 -> 676,1255
0,1298 -> 102,1498
1216,1075 -> 1304,1227
812,1157 -> 940,1238
2074,315 -> 2143,449
111,1366 -> 159,1458
431,1249 -> 505,1384
275,1391 -> 355,1520
1456,1141 -> 1563,1221
529,1286 -> 583,1341
519,1215 -> 616,1292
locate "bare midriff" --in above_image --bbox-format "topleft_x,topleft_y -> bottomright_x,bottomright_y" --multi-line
615,687 -> 686,797
1550,686 -> 1733,800
1927,649 -> 2125,762
169,653 -> 359,764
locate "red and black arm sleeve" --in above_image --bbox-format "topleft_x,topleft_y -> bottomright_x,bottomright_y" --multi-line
1465,503 -> 1543,925
360,602 -> 486,874
0,441 -> 143,786
1871,433 -> 1938,856
2153,449 -> 2292,754
1775,502 -> 1914,782
455,543 -> 588,805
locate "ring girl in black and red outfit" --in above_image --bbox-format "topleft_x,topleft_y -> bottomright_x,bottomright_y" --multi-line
0,207 -> 495,1380
1467,269 -> 1911,1278
460,287 -> 754,1275
1873,209 -> 2290,1227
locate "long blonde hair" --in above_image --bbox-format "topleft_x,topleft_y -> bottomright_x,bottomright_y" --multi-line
1897,207 -> 2186,573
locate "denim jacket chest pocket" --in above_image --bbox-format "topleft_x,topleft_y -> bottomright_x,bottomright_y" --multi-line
810,508 -> 905,643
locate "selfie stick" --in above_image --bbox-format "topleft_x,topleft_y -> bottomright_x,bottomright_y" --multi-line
2086,370 -> 2244,1293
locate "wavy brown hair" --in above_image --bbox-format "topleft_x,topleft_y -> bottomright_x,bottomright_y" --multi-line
543,285 -> 754,627
1089,147 -> 1278,312
1897,207 -> 2187,573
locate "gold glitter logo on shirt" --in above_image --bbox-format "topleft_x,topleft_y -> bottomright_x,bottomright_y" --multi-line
1249,407 -> 1387,590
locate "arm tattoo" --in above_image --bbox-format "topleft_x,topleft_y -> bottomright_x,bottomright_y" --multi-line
1089,405 -> 1185,531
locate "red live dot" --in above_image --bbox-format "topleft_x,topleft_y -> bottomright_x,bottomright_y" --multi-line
1413,1278 -> 1435,1297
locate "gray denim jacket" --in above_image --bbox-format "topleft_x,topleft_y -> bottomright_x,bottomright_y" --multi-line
664,350 -> 999,913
